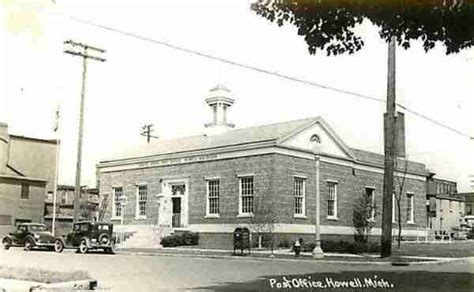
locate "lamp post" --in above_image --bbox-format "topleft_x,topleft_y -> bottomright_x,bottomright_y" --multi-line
312,144 -> 324,258
155,194 -> 165,248
119,196 -> 127,244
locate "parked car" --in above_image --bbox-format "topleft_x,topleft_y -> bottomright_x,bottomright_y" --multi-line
54,221 -> 115,254
2,223 -> 57,251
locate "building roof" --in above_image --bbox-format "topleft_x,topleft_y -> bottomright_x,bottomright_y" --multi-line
105,117 -> 317,162
9,135 -> 57,144
101,116 -> 425,174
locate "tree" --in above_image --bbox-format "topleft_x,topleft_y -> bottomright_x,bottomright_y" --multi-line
250,195 -> 278,253
251,0 -> 474,56
353,191 -> 377,243
251,0 -> 473,257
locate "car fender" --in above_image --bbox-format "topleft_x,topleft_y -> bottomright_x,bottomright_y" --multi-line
2,235 -> 13,244
81,237 -> 92,248
54,237 -> 66,246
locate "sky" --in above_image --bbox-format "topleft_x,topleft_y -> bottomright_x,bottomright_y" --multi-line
0,0 -> 473,191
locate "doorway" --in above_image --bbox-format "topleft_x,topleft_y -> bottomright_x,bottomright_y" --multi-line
172,197 -> 181,228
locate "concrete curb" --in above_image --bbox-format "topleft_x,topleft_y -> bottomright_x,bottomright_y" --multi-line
30,279 -> 97,291
117,250 -> 455,266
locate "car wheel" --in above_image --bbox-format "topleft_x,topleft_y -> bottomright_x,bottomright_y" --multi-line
2,238 -> 12,250
98,233 -> 110,245
78,239 -> 88,254
53,239 -> 64,253
24,238 -> 35,251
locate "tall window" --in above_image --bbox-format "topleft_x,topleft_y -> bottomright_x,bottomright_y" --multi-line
327,181 -> 337,218
61,192 -> 68,204
294,177 -> 306,216
407,193 -> 414,223
20,184 -> 29,199
366,188 -> 375,221
113,187 -> 124,217
136,185 -> 147,218
207,179 -> 220,216
240,177 -> 254,215
392,193 -> 397,223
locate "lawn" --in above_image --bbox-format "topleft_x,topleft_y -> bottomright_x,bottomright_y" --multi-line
393,241 -> 474,258
0,265 -> 90,284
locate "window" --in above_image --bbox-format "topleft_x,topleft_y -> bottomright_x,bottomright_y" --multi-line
294,177 -> 306,216
47,191 -> 53,202
310,134 -> 321,143
20,184 -> 29,199
239,177 -> 254,215
136,185 -> 147,218
327,181 -> 337,218
366,188 -> 375,221
467,203 -> 473,215
113,187 -> 124,218
61,192 -> 68,204
449,200 -> 453,212
392,193 -> 397,223
407,193 -> 414,223
206,179 -> 220,216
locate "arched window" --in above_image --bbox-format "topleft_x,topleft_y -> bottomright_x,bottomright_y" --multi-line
310,134 -> 321,144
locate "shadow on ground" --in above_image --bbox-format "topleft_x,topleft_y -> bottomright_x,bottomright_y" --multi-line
191,271 -> 474,292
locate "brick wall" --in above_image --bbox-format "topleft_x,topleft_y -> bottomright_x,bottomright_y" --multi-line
99,154 -> 275,225
0,177 -> 46,237
99,152 -> 427,238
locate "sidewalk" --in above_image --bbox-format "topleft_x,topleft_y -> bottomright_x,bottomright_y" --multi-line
116,246 -> 466,265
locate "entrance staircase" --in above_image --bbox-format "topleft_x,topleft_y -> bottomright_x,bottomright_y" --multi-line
115,225 -> 174,249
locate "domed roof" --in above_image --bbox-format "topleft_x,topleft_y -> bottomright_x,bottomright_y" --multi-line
210,84 -> 230,92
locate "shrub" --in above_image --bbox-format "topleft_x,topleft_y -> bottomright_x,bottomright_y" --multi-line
277,238 -> 291,248
161,232 -> 199,247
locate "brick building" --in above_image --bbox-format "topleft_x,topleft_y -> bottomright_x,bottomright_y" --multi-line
43,185 -> 101,235
97,85 -> 428,248
425,173 -> 464,230
0,122 -> 57,237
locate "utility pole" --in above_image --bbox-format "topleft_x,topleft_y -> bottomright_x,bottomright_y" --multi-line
381,36 -> 396,258
64,40 -> 106,223
140,124 -> 158,143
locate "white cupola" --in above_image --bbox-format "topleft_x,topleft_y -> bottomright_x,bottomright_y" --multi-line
204,84 -> 235,135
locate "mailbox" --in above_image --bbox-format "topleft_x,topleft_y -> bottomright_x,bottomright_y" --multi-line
233,227 -> 251,255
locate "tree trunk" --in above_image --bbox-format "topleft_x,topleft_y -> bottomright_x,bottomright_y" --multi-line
381,36 -> 397,258
258,234 -> 262,249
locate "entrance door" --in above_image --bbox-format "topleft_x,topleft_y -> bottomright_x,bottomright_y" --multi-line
172,197 -> 181,228
160,180 -> 188,229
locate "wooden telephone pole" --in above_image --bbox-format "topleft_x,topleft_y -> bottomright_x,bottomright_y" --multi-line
64,40 -> 106,223
381,36 -> 396,258
141,124 -> 158,143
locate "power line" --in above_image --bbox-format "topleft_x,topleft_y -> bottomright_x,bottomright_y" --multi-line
68,16 -> 473,139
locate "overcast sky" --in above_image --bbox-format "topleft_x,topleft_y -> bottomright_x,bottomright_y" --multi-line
0,0 -> 473,191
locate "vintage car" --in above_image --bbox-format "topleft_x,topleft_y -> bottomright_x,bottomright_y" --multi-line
2,223 -> 57,251
54,221 -> 115,254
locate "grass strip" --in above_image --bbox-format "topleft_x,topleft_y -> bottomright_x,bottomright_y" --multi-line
0,265 -> 90,284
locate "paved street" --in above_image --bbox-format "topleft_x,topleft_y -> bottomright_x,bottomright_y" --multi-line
1,248 -> 473,291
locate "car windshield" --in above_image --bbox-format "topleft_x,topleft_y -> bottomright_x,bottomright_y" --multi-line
28,225 -> 47,232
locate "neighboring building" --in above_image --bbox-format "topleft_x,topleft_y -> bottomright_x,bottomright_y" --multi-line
43,185 -> 101,235
426,173 -> 464,230
97,85 -> 428,248
0,122 -> 57,237
455,192 -> 474,217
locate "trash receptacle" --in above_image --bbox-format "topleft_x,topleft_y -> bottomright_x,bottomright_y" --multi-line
233,227 -> 250,255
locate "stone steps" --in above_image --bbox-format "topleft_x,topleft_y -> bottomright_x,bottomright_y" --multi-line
116,225 -> 174,248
